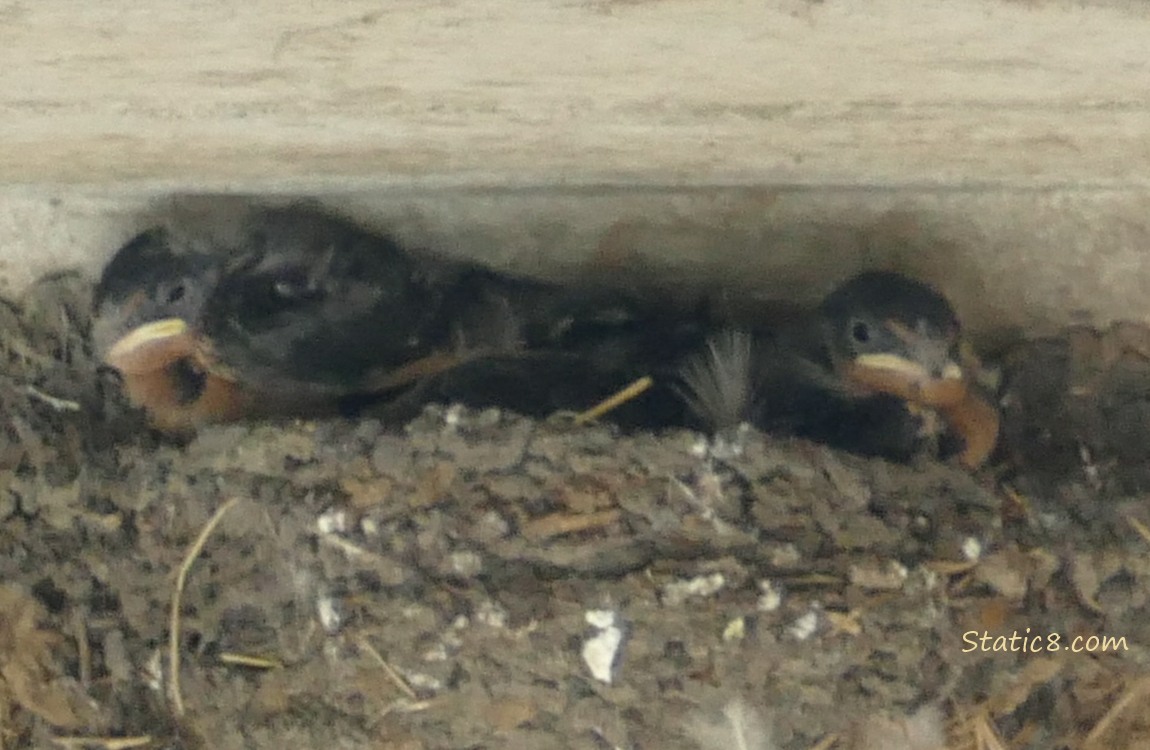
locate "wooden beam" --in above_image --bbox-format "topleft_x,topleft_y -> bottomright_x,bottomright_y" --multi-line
2,0 -> 1148,187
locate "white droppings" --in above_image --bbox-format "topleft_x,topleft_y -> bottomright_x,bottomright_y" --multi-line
661,572 -> 726,606
757,580 -> 783,612
476,599 -> 509,629
585,609 -> 617,629
788,610 -> 819,641
443,404 -> 464,428
422,644 -> 450,662
722,616 -> 746,642
962,536 -> 983,562
315,508 -> 348,535
449,550 -> 483,577
478,509 -> 511,539
316,595 -> 343,634
143,649 -> 164,692
582,609 -> 624,684
406,672 -> 443,692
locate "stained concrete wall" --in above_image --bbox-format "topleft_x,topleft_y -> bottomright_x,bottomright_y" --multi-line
4,0 -> 1150,344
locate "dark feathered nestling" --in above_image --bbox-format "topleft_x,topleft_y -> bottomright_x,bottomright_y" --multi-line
92,209 -> 999,469
93,202 -> 565,430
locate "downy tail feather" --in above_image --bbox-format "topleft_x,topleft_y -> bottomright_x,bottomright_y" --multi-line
676,329 -> 756,434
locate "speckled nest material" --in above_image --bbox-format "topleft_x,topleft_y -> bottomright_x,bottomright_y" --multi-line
2,272 -> 1150,749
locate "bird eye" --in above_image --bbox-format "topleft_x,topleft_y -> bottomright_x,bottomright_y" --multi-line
272,280 -> 295,298
165,283 -> 186,305
269,273 -> 321,305
850,319 -> 871,344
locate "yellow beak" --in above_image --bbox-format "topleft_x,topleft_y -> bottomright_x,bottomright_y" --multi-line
854,352 -> 963,382
105,318 -> 192,374
849,352 -> 966,407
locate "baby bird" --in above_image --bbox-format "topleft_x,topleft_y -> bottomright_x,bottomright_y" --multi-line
676,272 -> 998,467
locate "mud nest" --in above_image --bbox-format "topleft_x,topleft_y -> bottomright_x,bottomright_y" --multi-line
0,270 -> 1149,750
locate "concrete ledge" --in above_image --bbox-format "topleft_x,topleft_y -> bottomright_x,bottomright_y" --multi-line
7,186 -> 1149,348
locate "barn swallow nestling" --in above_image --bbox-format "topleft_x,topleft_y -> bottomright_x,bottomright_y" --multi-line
91,226 -> 252,433
94,205 -> 440,432
193,207 -> 455,399
373,271 -> 998,468
678,271 -> 999,468
192,208 -> 613,405
369,294 -> 713,427
91,227 -> 217,364
93,203 -> 581,432
813,271 -> 999,467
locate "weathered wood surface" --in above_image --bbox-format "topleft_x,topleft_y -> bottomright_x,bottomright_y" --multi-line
1,0 -> 1150,338
4,0 -> 1149,186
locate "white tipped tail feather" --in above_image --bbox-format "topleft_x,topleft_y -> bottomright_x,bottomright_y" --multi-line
677,329 -> 756,434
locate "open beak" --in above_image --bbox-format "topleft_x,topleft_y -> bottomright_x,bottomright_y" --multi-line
105,318 -> 195,375
841,318 -> 968,407
847,351 -> 966,408
941,389 -> 1000,469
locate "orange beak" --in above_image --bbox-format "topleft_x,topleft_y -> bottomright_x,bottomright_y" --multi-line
941,390 -> 1000,469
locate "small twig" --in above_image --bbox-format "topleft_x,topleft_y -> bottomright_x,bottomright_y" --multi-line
168,497 -> 241,716
590,726 -> 626,750
521,509 -> 621,541
317,533 -> 385,562
973,712 -> 1009,750
219,652 -> 282,670
358,636 -> 419,701
378,698 -> 436,718
807,734 -> 840,750
71,609 -> 91,689
575,376 -> 653,425
50,736 -> 152,750
1083,677 -> 1150,748
1126,514 -> 1150,545
20,385 -> 81,412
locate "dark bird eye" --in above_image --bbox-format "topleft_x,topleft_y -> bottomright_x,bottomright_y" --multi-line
850,320 -> 871,344
267,272 -> 323,306
166,283 -> 186,304
272,278 -> 315,300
